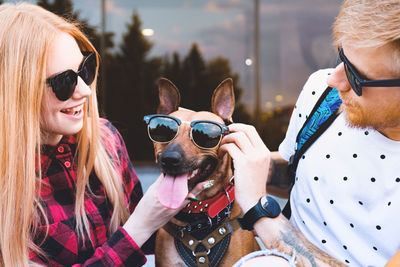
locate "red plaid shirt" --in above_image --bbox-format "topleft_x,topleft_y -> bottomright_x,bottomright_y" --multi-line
30,119 -> 151,266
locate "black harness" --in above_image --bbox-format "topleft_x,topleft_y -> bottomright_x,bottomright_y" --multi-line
163,184 -> 240,267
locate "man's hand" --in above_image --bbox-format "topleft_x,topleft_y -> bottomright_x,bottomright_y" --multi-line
219,123 -> 270,213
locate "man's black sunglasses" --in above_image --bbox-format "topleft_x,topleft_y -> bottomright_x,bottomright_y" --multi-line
46,52 -> 97,101
143,114 -> 230,149
338,47 -> 400,96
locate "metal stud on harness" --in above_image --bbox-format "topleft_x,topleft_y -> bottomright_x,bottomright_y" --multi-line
164,219 -> 241,267
163,179 -> 239,266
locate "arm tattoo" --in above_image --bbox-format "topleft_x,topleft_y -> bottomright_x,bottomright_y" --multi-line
277,220 -> 347,267
281,230 -> 317,267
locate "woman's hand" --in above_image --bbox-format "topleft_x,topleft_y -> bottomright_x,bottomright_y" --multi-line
123,174 -> 207,247
219,123 -> 271,213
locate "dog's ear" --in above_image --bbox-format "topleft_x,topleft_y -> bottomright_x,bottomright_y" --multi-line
211,78 -> 235,122
157,78 -> 181,114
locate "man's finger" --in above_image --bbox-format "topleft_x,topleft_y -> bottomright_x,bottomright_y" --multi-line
221,131 -> 253,153
228,123 -> 266,149
219,143 -> 243,162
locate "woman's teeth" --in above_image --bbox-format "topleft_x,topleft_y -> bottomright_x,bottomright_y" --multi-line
61,106 -> 82,115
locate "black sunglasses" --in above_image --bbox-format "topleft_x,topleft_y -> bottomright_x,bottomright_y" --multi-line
338,47 -> 400,96
143,114 -> 230,149
46,52 -> 97,101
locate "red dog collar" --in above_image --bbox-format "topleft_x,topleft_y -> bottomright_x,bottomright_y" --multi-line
181,181 -> 235,218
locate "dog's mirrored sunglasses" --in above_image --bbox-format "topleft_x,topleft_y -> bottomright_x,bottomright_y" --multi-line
338,47 -> 400,96
46,51 -> 97,101
143,114 -> 230,149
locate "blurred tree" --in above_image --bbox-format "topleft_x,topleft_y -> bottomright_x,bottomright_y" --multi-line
179,43 -> 207,109
106,11 -> 161,161
161,47 -> 251,124
37,0 -> 77,19
162,52 -> 183,89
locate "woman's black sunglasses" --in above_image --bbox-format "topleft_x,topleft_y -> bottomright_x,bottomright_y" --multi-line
143,114 -> 230,149
338,47 -> 400,96
46,51 -> 97,101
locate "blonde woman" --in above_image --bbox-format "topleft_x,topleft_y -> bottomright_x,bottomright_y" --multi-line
0,3 -> 204,266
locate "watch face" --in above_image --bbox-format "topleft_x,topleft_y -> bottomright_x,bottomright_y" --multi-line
260,195 -> 269,209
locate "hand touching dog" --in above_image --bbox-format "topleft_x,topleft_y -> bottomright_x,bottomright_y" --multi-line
219,123 -> 271,214
123,174 -> 208,247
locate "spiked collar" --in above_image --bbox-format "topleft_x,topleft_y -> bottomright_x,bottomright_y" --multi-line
181,179 -> 234,218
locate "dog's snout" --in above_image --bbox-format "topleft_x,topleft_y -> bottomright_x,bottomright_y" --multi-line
160,151 -> 182,168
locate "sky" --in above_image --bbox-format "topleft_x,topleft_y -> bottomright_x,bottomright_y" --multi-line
4,0 -> 342,111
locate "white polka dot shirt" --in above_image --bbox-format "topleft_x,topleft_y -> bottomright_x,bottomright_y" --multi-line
279,69 -> 400,267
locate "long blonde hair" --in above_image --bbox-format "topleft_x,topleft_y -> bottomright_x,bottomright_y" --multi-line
0,3 -> 129,266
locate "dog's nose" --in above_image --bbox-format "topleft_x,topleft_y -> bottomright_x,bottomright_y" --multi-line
160,151 -> 182,168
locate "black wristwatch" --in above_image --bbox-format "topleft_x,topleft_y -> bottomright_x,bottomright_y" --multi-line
238,195 -> 281,231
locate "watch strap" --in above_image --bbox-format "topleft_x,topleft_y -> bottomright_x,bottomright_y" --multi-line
238,195 -> 281,231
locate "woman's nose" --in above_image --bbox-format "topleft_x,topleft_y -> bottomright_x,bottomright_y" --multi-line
327,63 -> 352,93
73,77 -> 92,99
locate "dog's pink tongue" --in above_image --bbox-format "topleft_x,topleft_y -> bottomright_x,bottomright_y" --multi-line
158,173 -> 189,209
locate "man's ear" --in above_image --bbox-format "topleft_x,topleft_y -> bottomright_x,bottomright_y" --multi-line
211,78 -> 235,122
157,78 -> 181,114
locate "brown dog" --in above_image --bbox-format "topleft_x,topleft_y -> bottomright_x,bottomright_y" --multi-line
145,78 -> 259,266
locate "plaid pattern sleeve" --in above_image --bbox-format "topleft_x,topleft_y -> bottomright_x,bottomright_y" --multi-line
31,119 -> 147,266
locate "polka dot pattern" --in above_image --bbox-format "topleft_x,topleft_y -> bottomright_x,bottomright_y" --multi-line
279,70 -> 400,267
